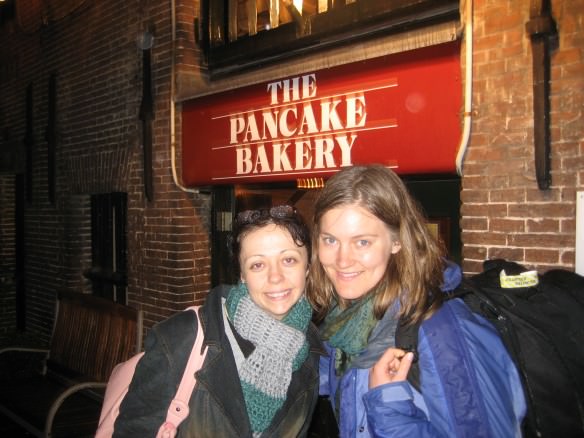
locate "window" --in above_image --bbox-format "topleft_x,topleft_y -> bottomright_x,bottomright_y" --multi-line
84,193 -> 127,304
202,0 -> 459,75
0,0 -> 15,28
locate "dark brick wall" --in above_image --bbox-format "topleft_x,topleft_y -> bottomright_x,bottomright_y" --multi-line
0,0 -> 211,341
0,176 -> 16,334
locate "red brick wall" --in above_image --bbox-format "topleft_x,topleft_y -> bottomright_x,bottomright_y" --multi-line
461,0 -> 583,273
0,0 -> 211,341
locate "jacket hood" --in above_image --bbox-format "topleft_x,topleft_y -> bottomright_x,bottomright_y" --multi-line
441,260 -> 462,292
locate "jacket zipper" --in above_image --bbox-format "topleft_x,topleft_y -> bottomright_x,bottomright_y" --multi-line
353,372 -> 367,435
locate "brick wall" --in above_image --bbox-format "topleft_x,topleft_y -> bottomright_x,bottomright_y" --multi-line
461,0 -> 583,273
0,0 -> 211,340
0,176 -> 16,334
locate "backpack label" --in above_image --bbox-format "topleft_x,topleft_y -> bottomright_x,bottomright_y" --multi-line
499,270 -> 539,288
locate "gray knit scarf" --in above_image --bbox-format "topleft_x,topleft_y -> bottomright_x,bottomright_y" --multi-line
225,282 -> 312,434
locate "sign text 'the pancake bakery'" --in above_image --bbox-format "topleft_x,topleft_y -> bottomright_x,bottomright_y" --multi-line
228,74 -> 366,175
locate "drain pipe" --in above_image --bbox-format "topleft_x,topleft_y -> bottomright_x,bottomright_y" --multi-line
170,0 -> 199,194
455,0 -> 473,175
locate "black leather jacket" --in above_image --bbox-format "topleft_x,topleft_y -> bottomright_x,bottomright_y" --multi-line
114,285 -> 325,437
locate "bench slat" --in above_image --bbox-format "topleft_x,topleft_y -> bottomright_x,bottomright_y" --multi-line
49,291 -> 140,382
0,290 -> 143,437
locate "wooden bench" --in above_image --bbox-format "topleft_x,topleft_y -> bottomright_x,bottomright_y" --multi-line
0,290 -> 142,438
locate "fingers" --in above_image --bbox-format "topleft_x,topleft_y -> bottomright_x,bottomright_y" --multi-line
378,346 -> 407,363
369,347 -> 412,389
393,352 -> 414,381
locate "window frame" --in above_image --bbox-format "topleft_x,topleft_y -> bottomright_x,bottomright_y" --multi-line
84,192 -> 128,304
202,0 -> 460,77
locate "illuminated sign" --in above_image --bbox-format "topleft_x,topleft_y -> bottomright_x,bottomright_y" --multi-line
182,41 -> 461,186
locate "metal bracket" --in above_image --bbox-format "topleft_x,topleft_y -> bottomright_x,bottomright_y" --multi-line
526,0 -> 557,190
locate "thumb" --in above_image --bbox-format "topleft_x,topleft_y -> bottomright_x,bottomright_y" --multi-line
394,352 -> 414,381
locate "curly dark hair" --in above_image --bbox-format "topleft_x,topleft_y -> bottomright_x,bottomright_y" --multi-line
230,205 -> 311,276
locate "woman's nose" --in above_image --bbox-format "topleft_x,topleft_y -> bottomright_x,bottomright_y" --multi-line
336,244 -> 353,268
268,264 -> 284,283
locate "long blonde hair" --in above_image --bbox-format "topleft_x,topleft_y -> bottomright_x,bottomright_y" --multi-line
306,165 -> 445,324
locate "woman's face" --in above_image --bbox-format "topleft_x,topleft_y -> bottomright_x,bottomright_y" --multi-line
317,204 -> 401,300
239,224 -> 309,320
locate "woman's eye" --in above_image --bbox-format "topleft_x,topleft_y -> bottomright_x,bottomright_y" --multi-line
356,239 -> 370,247
283,257 -> 298,265
322,236 -> 336,245
249,262 -> 264,271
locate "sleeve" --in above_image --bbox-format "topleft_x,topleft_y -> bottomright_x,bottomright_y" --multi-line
363,382 -> 444,438
296,362 -> 322,437
113,312 -> 198,437
360,300 -> 525,438
401,300 -> 525,438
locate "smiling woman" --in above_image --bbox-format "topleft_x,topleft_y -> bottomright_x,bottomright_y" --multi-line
112,204 -> 325,437
233,206 -> 310,319
306,164 -> 526,437
316,203 -> 400,302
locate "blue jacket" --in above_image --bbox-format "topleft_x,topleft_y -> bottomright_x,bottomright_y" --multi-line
319,264 -> 526,437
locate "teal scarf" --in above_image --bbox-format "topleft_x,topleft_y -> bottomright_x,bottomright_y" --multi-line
225,282 -> 312,433
320,294 -> 378,374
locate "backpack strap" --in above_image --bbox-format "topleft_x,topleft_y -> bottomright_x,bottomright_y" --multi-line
395,317 -> 422,392
157,306 -> 208,438
394,283 -> 480,394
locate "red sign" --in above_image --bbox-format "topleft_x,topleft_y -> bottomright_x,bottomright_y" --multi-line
182,41 -> 461,186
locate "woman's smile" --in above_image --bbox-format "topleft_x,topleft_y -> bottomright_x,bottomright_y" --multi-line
240,224 -> 308,319
318,204 -> 400,300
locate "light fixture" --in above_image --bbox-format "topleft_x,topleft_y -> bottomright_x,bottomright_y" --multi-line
293,0 -> 302,15
297,177 -> 324,189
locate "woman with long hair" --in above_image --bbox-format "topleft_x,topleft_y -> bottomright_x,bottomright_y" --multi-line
307,165 -> 525,437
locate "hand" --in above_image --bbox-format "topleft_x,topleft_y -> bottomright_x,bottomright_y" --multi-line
369,347 -> 414,389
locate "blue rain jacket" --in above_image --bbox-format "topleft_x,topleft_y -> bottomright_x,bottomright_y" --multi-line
320,264 -> 526,437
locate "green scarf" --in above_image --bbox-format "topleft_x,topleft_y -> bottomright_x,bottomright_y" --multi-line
320,294 -> 377,374
225,282 -> 312,434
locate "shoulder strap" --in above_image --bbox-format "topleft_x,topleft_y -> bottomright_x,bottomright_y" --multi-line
157,306 -> 208,437
395,317 -> 422,392
395,287 -> 469,393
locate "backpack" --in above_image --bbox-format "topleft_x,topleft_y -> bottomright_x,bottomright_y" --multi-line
95,306 -> 207,438
397,259 -> 584,438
